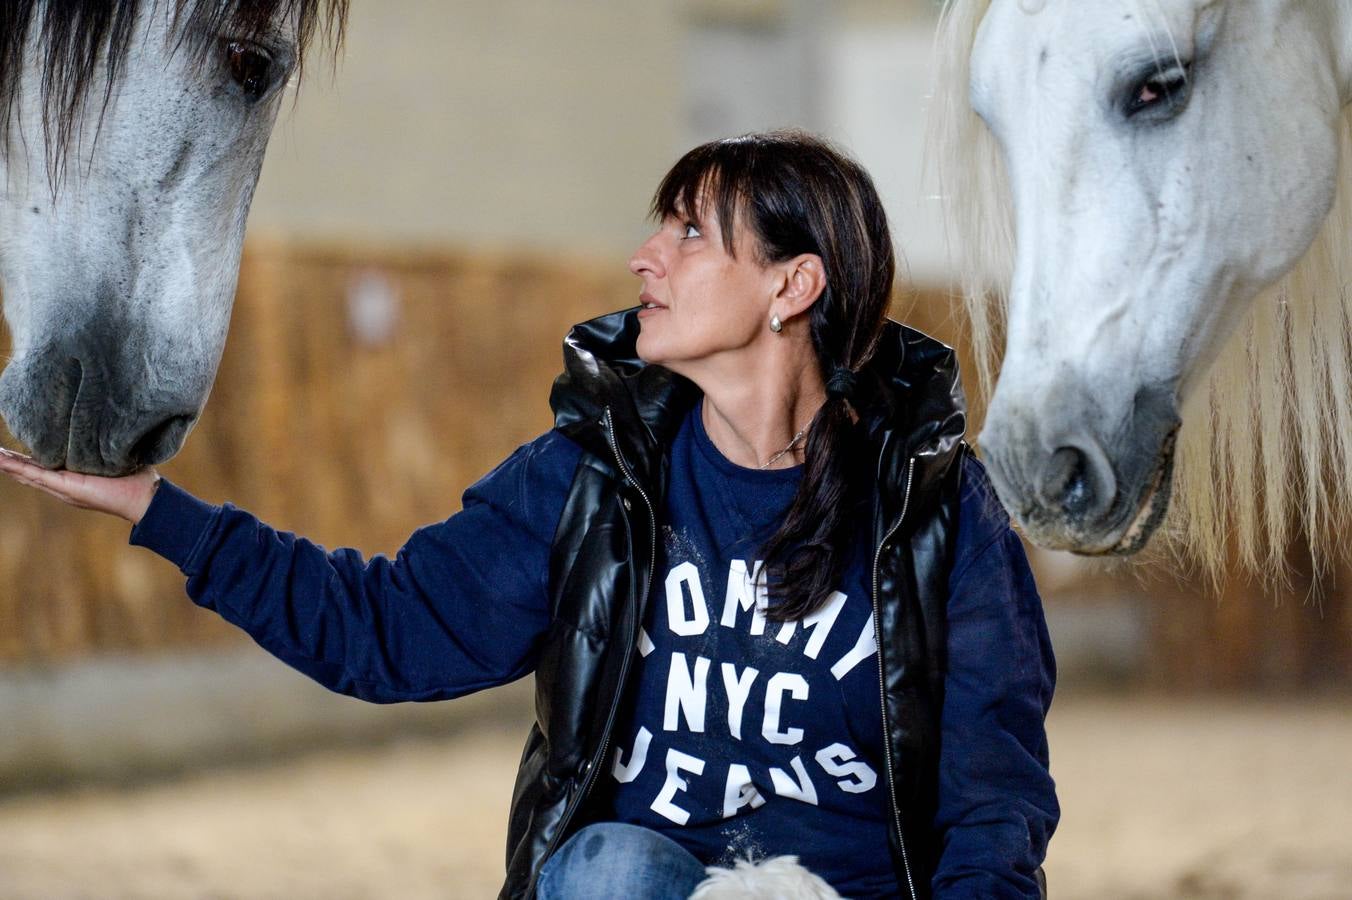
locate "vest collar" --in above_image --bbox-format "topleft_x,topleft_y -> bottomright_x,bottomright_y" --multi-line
550,307 -> 967,506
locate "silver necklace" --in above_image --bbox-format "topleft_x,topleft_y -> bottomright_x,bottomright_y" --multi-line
760,428 -> 807,469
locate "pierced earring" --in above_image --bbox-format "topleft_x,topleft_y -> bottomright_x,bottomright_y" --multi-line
769,314 -> 783,334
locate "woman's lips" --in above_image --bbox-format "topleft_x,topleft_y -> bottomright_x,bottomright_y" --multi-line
638,292 -> 666,316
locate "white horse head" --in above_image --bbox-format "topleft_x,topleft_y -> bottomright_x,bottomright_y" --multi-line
933,0 -> 1352,570
0,0 -> 343,475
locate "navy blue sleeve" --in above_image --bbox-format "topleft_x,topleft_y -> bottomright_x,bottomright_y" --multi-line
931,454 -> 1059,898
129,430 -> 583,703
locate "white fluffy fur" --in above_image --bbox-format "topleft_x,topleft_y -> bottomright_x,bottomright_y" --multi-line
930,0 -> 1352,582
689,855 -> 843,900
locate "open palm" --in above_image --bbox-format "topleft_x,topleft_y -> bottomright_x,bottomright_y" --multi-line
0,448 -> 160,524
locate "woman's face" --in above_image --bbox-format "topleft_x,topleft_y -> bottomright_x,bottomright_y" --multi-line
629,201 -> 777,374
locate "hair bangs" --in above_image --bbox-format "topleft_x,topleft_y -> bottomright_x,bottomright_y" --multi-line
650,136 -> 767,258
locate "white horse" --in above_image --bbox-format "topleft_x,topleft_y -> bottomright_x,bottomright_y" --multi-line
931,0 -> 1352,578
0,0 -> 344,475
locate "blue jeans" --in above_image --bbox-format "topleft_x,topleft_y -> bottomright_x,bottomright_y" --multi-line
536,822 -> 709,900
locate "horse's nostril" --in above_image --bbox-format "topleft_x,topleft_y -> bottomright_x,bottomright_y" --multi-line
1041,446 -> 1095,518
128,414 -> 195,467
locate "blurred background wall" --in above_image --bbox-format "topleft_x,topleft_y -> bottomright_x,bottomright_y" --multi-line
1,1 -> 1349,898
246,0 -> 949,279
4,0 -> 1345,689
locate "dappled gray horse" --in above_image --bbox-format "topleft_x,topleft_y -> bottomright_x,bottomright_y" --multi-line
932,0 -> 1352,577
0,0 -> 345,475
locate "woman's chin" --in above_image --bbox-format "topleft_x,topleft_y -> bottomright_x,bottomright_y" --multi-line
634,330 -> 664,366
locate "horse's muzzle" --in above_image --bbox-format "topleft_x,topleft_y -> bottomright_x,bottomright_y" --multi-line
978,380 -> 1181,555
0,347 -> 199,475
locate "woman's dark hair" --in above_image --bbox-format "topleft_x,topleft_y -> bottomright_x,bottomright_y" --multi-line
651,130 -> 896,621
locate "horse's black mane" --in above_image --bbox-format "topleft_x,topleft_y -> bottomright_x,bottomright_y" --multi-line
1,0 -> 347,163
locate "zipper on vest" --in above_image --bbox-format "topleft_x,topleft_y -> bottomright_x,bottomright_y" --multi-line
871,455 -> 918,900
539,406 -> 658,873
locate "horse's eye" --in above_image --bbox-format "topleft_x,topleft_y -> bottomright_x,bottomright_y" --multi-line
1125,64 -> 1191,118
226,41 -> 276,102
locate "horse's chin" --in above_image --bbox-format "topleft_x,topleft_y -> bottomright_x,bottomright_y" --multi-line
1082,428 -> 1179,556
1103,442 -> 1176,555
1,410 -> 193,477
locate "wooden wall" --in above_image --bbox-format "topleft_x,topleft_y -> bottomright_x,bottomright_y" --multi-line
0,241 -> 1348,691
1141,549 -> 1352,691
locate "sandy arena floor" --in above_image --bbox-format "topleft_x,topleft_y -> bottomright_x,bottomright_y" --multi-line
0,695 -> 1348,899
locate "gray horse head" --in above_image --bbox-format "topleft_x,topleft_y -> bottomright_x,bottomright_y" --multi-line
0,0 -> 344,475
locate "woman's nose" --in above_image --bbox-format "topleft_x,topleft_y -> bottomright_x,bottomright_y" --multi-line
628,234 -> 664,278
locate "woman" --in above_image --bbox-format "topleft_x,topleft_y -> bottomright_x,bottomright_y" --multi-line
0,131 -> 1057,899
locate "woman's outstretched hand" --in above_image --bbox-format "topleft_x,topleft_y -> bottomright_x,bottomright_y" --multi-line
0,448 -> 160,525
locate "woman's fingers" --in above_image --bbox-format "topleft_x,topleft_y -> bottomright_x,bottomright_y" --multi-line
0,449 -> 159,522
0,450 -> 83,504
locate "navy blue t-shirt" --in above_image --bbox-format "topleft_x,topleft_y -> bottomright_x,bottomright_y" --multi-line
595,403 -> 899,899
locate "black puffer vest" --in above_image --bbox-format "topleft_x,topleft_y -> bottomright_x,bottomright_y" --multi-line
501,309 -> 967,900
